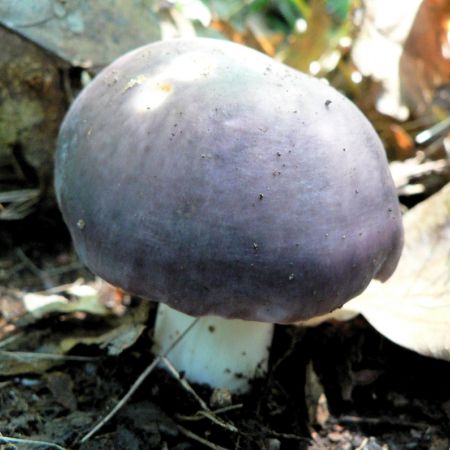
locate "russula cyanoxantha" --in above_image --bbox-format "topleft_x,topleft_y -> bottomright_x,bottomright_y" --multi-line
55,38 -> 404,393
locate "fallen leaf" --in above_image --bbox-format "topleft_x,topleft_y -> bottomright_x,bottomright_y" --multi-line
59,300 -> 150,356
352,0 -> 423,119
0,299 -> 150,375
0,0 -> 161,67
400,0 -> 450,116
389,124 -> 415,160
345,183 -> 450,361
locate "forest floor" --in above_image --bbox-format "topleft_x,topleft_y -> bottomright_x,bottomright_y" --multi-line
0,212 -> 449,450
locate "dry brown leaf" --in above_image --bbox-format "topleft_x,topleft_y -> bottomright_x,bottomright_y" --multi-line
389,124 -> 415,160
0,298 -> 150,375
353,0 -> 450,119
210,18 -> 246,44
0,279 -> 112,327
345,183 -> 450,360
209,16 -> 282,56
400,0 -> 450,116
389,158 -> 449,195
58,300 -> 150,356
352,0 -> 423,119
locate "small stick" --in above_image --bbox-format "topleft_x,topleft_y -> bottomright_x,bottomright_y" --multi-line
16,248 -> 54,289
0,350 -> 98,362
176,409 -> 239,433
177,424 -> 231,450
337,415 -> 431,429
178,403 -> 244,422
213,404 -> 244,415
0,436 -> 66,450
267,430 -> 313,443
80,317 -> 200,443
194,411 -> 238,433
0,333 -> 23,349
161,356 -> 239,433
415,116 -> 450,145
161,355 -> 210,411
0,380 -> 12,390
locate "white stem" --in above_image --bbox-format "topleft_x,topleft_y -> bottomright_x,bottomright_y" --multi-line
153,303 -> 274,393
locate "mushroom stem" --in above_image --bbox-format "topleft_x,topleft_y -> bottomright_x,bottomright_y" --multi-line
153,303 -> 274,393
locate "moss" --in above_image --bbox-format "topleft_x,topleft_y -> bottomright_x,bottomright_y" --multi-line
0,97 -> 44,145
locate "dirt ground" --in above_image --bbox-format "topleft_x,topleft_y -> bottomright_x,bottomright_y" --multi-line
0,212 -> 449,450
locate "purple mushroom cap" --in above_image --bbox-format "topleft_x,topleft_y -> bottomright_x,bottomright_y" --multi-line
55,38 -> 403,323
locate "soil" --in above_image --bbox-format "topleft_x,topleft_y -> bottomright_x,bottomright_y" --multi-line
0,210 -> 449,450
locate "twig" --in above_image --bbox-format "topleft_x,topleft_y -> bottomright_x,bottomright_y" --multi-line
178,407 -> 309,444
79,317 -> 200,443
0,380 -> 12,390
0,190 -> 40,219
0,333 -> 23,349
267,429 -> 313,443
161,355 -> 210,410
0,350 -> 98,361
178,403 -> 243,422
177,408 -> 241,433
0,189 -> 40,203
0,436 -> 66,450
415,116 -> 450,145
162,356 -> 239,433
192,411 -> 238,433
15,248 -> 54,289
177,424 -> 231,450
234,434 -> 241,450
337,415 -> 432,429
212,404 -> 244,415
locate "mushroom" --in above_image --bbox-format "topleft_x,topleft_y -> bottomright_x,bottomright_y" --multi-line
55,38 -> 403,393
